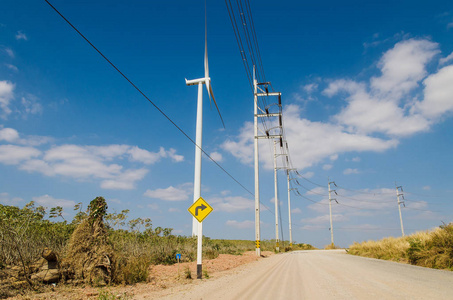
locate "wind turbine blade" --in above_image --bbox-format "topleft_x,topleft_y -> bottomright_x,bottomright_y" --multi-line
204,36 -> 209,79
208,82 -> 225,128
204,6 -> 212,110
204,0 -> 224,128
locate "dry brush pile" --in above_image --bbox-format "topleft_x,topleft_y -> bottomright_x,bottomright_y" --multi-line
348,223 -> 453,270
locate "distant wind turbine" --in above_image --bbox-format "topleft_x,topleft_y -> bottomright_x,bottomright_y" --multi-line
185,1 -> 224,279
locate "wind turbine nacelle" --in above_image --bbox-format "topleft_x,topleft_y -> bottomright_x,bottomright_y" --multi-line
185,78 -> 208,86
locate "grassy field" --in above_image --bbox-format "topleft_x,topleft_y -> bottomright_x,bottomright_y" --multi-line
348,223 -> 453,270
0,198 -> 314,298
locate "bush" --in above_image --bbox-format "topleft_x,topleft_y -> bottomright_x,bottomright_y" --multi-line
0,202 -> 74,287
348,223 -> 453,270
114,255 -> 151,284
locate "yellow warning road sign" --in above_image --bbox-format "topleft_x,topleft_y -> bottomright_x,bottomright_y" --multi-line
188,197 -> 213,223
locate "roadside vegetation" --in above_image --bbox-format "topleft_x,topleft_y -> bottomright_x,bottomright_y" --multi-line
348,223 -> 453,270
0,197 -> 314,298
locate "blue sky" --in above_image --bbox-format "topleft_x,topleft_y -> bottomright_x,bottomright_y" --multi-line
1,0 -> 453,248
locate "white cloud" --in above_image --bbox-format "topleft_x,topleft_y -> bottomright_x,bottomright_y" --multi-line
322,164 -> 332,171
44,145 -> 124,179
307,187 -> 397,214
0,127 -> 182,189
422,186 -> 431,191
328,80 -> 430,137
209,151 -> 223,162
222,38 -> 453,173
291,207 -> 302,214
4,48 -> 14,58
32,194 -> 75,208
269,197 -> 283,205
225,220 -> 254,229
306,187 -> 327,196
223,105 -> 398,171
275,105 -> 398,170
0,192 -> 23,205
166,148 -> 184,162
88,144 -> 130,160
326,39 -> 447,138
0,127 -> 19,142
21,96 -> 43,116
5,64 -> 18,72
128,146 -> 164,164
303,83 -> 318,93
302,214 -> 348,224
128,146 -> 184,164
221,122 -> 253,165
147,203 -> 159,210
0,145 -> 40,165
220,190 -> 231,196
302,171 -> 314,178
20,159 -> 55,176
439,51 -> 453,65
101,169 -> 148,190
169,208 -> 180,212
352,157 -> 361,162
210,195 -> 254,212
15,31 -> 27,41
0,80 -> 14,118
144,183 -> 191,201
370,39 -> 439,98
415,65 -> 453,119
343,168 -> 359,175
329,154 -> 338,161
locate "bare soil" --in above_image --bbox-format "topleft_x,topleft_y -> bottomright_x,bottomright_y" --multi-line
7,251 -> 273,299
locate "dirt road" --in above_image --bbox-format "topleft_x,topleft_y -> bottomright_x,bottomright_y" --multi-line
154,249 -> 453,300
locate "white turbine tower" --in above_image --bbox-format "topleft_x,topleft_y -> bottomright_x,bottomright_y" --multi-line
185,2 -> 224,279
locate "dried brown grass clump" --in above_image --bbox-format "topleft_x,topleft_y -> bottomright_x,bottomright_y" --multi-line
349,236 -> 410,262
348,223 -> 453,270
62,197 -> 115,286
407,224 -> 453,269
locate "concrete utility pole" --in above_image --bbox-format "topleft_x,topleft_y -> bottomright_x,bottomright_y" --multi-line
273,140 -> 280,252
253,66 -> 283,256
396,185 -> 405,237
328,179 -> 337,246
253,67 -> 261,257
286,169 -> 293,246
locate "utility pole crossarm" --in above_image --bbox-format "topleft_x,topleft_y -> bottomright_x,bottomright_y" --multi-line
256,113 -> 281,117
256,135 -> 283,139
257,92 -> 281,97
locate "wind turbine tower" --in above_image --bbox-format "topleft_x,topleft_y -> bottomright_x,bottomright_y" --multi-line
185,2 -> 224,279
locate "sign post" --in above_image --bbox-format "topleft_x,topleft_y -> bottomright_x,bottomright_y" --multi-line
188,197 -> 213,279
176,253 -> 181,277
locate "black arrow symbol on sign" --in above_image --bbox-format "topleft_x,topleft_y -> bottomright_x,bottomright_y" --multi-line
195,204 -> 207,216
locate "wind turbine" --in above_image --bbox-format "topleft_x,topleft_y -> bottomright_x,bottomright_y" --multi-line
185,2 -> 224,279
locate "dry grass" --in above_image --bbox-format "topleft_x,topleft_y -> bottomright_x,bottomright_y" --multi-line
324,243 -> 340,250
348,223 -> 453,270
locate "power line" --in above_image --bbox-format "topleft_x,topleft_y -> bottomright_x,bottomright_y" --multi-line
44,0 -> 254,197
